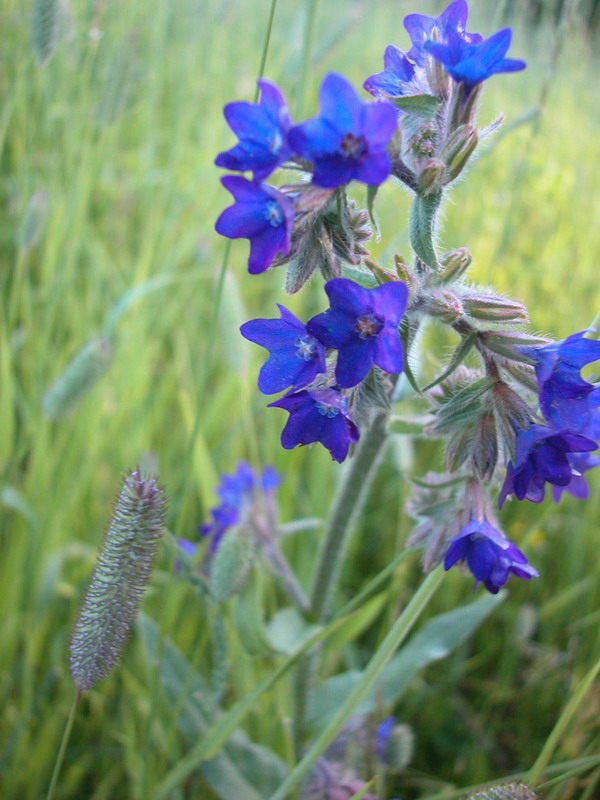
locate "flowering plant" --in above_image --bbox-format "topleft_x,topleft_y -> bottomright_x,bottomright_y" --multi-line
206,3 -> 599,796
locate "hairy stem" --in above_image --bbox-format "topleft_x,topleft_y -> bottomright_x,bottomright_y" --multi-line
293,407 -> 391,747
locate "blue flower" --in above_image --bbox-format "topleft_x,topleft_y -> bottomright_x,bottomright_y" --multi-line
268,388 -> 359,462
215,176 -> 295,273
375,716 -> 396,761
306,278 -> 408,389
499,424 -> 598,507
363,45 -> 416,99
240,304 -> 327,394
424,26 -> 526,95
552,451 -> 600,502
287,72 -> 397,188
444,518 -> 538,594
215,78 -> 292,180
526,331 -> 600,433
404,0 -> 482,66
200,461 -> 281,550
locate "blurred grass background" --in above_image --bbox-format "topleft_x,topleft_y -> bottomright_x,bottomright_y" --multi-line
1,0 -> 600,798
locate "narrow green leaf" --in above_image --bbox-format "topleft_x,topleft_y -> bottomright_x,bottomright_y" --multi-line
348,778 -> 377,799
528,653 -> 600,786
267,566 -> 445,800
409,192 -> 442,269
399,320 -> 422,395
150,614 -> 347,800
366,184 -> 380,237
421,333 -> 477,392
393,94 -> 441,116
308,590 -> 504,729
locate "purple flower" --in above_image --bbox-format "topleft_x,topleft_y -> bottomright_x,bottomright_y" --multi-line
363,45 -> 416,99
499,424 -> 598,507
527,331 -> 600,433
424,26 -> 526,95
268,388 -> 359,462
306,278 -> 408,389
200,461 -> 281,550
215,176 -> 295,274
444,518 -> 538,594
215,78 -> 292,180
287,73 -> 397,188
240,304 -> 327,394
552,451 -> 600,502
404,0 -> 482,66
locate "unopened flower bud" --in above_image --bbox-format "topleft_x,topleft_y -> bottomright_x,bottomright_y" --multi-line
439,247 -> 472,283
393,253 -> 420,299
379,723 -> 415,770
441,124 -> 479,182
426,288 -> 464,323
364,258 -> 396,283
471,411 -> 499,481
418,159 -> 446,195
210,525 -> 255,602
426,52 -> 450,99
462,293 -> 529,323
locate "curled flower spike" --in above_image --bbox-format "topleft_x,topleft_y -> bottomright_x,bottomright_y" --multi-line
499,423 -> 597,506
404,0 -> 482,65
307,277 -> 408,389
215,176 -> 295,273
240,304 -> 327,394
444,517 -> 538,594
425,26 -> 526,95
269,388 -> 359,462
288,72 -> 397,188
215,78 -> 292,180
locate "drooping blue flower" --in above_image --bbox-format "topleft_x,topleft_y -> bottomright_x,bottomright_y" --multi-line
375,715 -> 397,761
363,45 -> 416,99
215,78 -> 292,180
552,451 -> 600,502
499,424 -> 598,507
444,518 -> 538,594
306,277 -> 408,389
268,388 -> 359,462
526,330 -> 600,433
424,26 -> 526,95
404,0 -> 482,66
200,461 -> 281,550
240,304 -> 327,394
287,72 -> 397,188
215,176 -> 295,273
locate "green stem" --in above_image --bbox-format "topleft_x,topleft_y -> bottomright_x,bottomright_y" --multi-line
296,0 -> 319,119
271,567 -> 445,800
46,690 -> 80,800
294,407 -> 391,747
255,0 -> 278,97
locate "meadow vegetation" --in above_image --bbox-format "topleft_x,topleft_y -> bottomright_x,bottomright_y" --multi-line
1,1 -> 599,798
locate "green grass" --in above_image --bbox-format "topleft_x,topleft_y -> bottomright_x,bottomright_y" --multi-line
1,1 -> 599,798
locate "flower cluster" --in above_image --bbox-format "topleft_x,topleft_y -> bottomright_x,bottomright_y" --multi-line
212,0 -> 596,597
242,278 -> 408,461
179,461 -> 280,559
499,332 -> 600,506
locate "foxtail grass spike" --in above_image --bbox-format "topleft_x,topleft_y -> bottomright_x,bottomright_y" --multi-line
69,470 -> 166,691
43,337 -> 113,419
464,783 -> 539,800
30,0 -> 60,66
